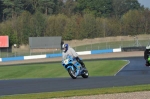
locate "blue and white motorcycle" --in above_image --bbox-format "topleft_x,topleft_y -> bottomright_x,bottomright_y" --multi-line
62,55 -> 89,79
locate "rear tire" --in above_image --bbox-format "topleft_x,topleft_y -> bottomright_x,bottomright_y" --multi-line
68,68 -> 77,79
81,70 -> 89,78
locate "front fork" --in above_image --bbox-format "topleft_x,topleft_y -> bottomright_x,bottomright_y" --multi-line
67,66 -> 80,76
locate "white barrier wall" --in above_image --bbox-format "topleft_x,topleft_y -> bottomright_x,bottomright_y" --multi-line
24,55 -> 46,60
0,48 -> 122,62
77,51 -> 91,55
113,48 -> 122,52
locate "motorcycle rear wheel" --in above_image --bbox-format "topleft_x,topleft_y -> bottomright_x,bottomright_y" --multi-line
81,70 -> 89,78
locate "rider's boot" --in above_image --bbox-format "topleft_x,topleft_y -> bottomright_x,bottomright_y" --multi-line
80,61 -> 86,69
76,57 -> 86,69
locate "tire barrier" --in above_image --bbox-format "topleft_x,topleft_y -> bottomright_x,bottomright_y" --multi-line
121,46 -> 146,52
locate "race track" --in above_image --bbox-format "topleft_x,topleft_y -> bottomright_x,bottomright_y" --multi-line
1,57 -> 150,96
116,57 -> 150,75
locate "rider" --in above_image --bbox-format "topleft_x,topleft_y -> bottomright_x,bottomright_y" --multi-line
144,45 -> 150,66
62,43 -> 86,68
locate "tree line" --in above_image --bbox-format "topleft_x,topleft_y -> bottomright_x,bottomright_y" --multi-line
0,0 -> 149,46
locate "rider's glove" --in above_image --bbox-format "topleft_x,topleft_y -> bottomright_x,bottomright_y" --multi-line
75,57 -> 81,62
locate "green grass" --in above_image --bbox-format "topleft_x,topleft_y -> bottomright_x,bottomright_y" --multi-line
0,60 -> 127,80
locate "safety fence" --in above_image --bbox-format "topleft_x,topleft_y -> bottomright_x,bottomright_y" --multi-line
0,48 -> 122,62
0,35 -> 149,58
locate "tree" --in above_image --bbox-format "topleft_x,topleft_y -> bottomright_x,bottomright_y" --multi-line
0,0 -> 4,21
63,16 -> 76,40
2,0 -> 24,19
31,11 -> 46,37
17,11 -> 33,44
24,0 -> 55,15
139,9 -> 150,34
21,0 -> 34,14
122,10 -> 143,35
45,14 -> 68,38
112,0 -> 142,18
76,0 -> 113,17
53,0 -> 64,14
80,14 -> 96,39
0,20 -> 18,46
61,0 -> 77,17
39,0 -> 55,15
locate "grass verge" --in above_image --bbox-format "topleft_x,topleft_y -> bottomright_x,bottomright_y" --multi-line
0,60 -> 127,79
1,84 -> 150,99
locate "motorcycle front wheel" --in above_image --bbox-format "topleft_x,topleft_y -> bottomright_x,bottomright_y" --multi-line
68,68 -> 77,79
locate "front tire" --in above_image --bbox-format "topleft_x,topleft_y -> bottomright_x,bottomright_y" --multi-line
68,68 -> 77,79
81,70 -> 89,78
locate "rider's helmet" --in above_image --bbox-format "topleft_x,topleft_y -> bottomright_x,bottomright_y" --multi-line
62,44 -> 69,52
146,45 -> 150,50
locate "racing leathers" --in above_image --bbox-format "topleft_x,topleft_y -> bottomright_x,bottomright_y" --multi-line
62,46 -> 85,68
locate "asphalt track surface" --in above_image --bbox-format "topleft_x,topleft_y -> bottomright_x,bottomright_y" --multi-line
1,56 -> 150,96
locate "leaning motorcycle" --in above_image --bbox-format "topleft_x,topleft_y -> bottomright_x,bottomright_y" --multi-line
62,55 -> 89,79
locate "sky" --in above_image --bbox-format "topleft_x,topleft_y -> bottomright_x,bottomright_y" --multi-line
138,0 -> 150,8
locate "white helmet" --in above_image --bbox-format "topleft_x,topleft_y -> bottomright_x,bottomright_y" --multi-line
146,45 -> 150,49
62,44 -> 69,52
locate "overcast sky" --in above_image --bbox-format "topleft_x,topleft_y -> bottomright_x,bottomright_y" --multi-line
138,0 -> 150,8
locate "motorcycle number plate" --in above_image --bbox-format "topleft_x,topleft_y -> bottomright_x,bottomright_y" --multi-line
64,59 -> 69,65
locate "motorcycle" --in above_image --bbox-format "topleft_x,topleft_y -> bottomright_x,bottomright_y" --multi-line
146,55 -> 150,66
62,55 -> 89,79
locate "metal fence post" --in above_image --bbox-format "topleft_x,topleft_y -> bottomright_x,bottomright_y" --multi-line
30,48 -> 31,55
91,40 -> 92,50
